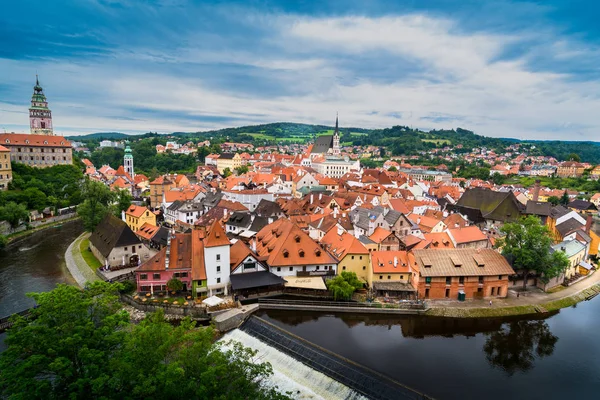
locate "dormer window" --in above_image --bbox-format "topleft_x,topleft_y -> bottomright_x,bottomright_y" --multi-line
283,249 -> 289,258
25,140 -> 29,144
294,235 -> 300,243
299,249 -> 305,258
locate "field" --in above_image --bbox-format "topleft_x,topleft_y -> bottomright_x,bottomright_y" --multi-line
422,139 -> 451,145
247,133 -> 310,143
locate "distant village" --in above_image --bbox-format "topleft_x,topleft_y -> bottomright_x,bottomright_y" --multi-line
1,78 -> 599,307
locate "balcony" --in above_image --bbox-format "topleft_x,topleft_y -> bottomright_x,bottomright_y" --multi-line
296,270 -> 335,277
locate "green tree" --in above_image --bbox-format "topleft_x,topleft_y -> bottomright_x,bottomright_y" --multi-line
0,283 -> 290,400
560,191 -> 570,206
387,166 -> 397,172
0,234 -> 7,249
567,153 -> 580,162
111,189 -> 132,217
496,216 -> 569,289
223,167 -> 232,178
23,187 -> 47,210
0,202 -> 29,230
235,165 -> 249,175
77,179 -> 115,232
547,196 -> 560,206
167,277 -> 184,292
326,271 -> 364,300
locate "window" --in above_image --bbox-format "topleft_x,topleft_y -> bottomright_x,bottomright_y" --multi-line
425,277 -> 432,284
477,287 -> 483,293
216,266 -> 221,273
216,254 -> 221,261
360,256 -> 363,260
446,277 -> 451,285
181,272 -> 188,278
316,266 -> 320,270
351,256 -> 355,260
362,266 -> 366,270
425,288 -> 430,298
140,274 -> 147,280
388,275 -> 391,280
153,273 -> 160,280
124,247 -> 128,251
217,278 -> 221,284
459,276 -> 465,285
342,266 -> 346,270
379,275 -> 383,280
277,267 -> 281,272
479,276 -> 484,284
139,245 -> 142,249
498,275 -> 503,280
400,275 -> 404,280
289,267 -> 293,271
445,288 -> 450,298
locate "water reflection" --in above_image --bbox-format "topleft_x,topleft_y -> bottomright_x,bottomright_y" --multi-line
484,320 -> 558,375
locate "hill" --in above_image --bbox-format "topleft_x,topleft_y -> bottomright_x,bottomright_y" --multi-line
67,132 -> 132,140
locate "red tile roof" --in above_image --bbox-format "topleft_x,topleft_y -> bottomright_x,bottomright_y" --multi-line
0,133 -> 71,147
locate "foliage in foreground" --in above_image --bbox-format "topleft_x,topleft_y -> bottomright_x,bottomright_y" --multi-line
0,282 -> 290,400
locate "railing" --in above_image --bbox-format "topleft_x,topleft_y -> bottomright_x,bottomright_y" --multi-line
258,298 -> 426,310
296,270 -> 336,277
0,308 -> 35,333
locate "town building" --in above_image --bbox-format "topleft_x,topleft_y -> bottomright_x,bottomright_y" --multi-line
254,219 -> 338,278
216,153 -> 242,174
556,161 -> 586,178
0,133 -> 72,168
413,248 -> 515,300
321,228 -> 370,284
311,156 -> 360,178
370,251 -> 419,298
149,173 -> 190,208
310,115 -> 341,157
122,204 -> 156,232
29,76 -> 53,135
89,214 -> 154,268
0,145 -> 12,190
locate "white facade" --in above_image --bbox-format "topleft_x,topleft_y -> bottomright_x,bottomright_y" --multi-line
204,244 -> 231,295
312,157 -> 360,178
222,190 -> 275,211
269,263 -> 337,277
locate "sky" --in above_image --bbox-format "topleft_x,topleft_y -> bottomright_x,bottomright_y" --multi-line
1,0 -> 600,139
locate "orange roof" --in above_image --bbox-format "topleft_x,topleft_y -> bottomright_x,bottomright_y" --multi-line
422,232 -> 455,249
443,213 -> 468,229
217,199 -> 249,212
136,223 -> 159,240
126,205 -> 151,218
111,177 -> 129,189
204,220 -> 231,248
82,158 -> 93,166
321,228 -> 368,260
370,251 -> 416,274
0,133 -> 71,148
191,230 -> 206,280
255,219 -> 337,267
164,188 -> 201,203
447,226 -> 487,244
403,234 -> 422,247
369,227 -> 393,244
389,198 -> 410,214
229,240 -> 255,271
407,214 -> 443,233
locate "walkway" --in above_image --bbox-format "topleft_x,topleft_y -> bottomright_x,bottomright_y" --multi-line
428,270 -> 600,310
64,232 -> 100,288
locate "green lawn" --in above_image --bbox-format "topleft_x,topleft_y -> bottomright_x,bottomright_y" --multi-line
79,238 -> 102,271
247,133 -> 275,140
350,132 -> 368,136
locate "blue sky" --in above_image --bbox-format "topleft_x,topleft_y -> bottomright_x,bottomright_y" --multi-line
1,0 -> 600,139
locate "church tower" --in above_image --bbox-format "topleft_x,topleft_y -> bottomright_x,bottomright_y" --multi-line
332,113 -> 340,156
124,145 -> 134,179
29,75 -> 53,135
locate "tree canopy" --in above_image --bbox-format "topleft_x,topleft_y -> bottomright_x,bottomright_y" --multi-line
326,271 -> 364,300
0,201 -> 29,230
0,282 -> 290,400
77,179 -> 116,231
496,216 -> 570,288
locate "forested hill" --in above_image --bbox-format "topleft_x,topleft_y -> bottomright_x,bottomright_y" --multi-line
71,122 -> 600,163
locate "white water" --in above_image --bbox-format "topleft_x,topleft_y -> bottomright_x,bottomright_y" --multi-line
220,329 -> 366,400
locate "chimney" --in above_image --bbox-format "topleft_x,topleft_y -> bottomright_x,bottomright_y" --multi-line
319,193 -> 323,200
223,208 -> 228,220
311,194 -> 314,204
251,238 -> 257,253
165,231 -> 172,270
333,207 -> 339,218
394,256 -> 398,267
585,214 -> 593,233
532,180 -> 541,202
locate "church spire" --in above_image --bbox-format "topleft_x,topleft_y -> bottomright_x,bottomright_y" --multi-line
30,75 -> 53,135
332,113 -> 340,156
335,112 -> 339,134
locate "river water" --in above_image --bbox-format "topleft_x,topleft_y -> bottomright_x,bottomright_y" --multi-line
0,221 -> 82,350
2,222 -> 600,399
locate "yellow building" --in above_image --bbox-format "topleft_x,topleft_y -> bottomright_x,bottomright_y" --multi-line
320,229 -> 371,284
123,205 -> 156,232
216,153 -> 242,174
148,173 -> 189,209
0,145 -> 12,190
370,250 -> 419,298
552,240 -> 587,279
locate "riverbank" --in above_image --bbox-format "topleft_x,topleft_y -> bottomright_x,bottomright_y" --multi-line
64,232 -> 100,288
5,216 -> 79,245
426,270 -> 600,318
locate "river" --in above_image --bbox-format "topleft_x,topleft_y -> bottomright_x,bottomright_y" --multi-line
0,220 -> 82,350
2,222 -> 600,399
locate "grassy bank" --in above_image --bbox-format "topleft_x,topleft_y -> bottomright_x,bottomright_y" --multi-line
79,237 -> 102,271
425,284 -> 600,318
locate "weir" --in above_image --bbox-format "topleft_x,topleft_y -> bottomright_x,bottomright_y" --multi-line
238,315 -> 432,400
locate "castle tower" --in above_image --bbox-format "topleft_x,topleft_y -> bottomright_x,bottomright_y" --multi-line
332,113 -> 340,156
124,145 -> 134,179
29,75 -> 53,135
